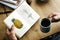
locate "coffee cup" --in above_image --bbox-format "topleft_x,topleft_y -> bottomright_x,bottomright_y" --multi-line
40,18 -> 51,33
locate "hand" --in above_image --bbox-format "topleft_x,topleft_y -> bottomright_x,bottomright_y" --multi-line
48,12 -> 60,22
6,25 -> 17,40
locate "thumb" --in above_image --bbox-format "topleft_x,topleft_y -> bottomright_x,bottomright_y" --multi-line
11,25 -> 15,32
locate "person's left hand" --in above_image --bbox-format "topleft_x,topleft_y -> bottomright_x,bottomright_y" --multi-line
6,25 -> 17,40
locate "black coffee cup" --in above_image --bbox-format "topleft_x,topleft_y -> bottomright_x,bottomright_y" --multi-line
40,18 -> 51,33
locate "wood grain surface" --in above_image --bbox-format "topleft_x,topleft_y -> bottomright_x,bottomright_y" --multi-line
0,0 -> 60,40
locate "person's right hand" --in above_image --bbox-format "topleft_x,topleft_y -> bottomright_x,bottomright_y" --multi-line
48,12 -> 60,22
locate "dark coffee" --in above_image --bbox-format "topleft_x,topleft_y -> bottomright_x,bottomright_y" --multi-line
41,18 -> 50,27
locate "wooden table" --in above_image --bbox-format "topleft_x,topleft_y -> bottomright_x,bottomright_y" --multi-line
0,0 -> 60,40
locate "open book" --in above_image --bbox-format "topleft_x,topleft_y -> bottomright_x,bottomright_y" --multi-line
4,1 -> 40,38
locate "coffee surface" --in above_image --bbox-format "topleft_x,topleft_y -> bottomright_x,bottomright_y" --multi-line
41,18 -> 50,27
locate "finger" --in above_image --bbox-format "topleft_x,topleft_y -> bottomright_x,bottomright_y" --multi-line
48,14 -> 53,18
6,29 -> 10,35
11,25 -> 15,31
11,25 -> 15,34
52,12 -> 57,15
48,13 -> 53,18
48,12 -> 57,18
